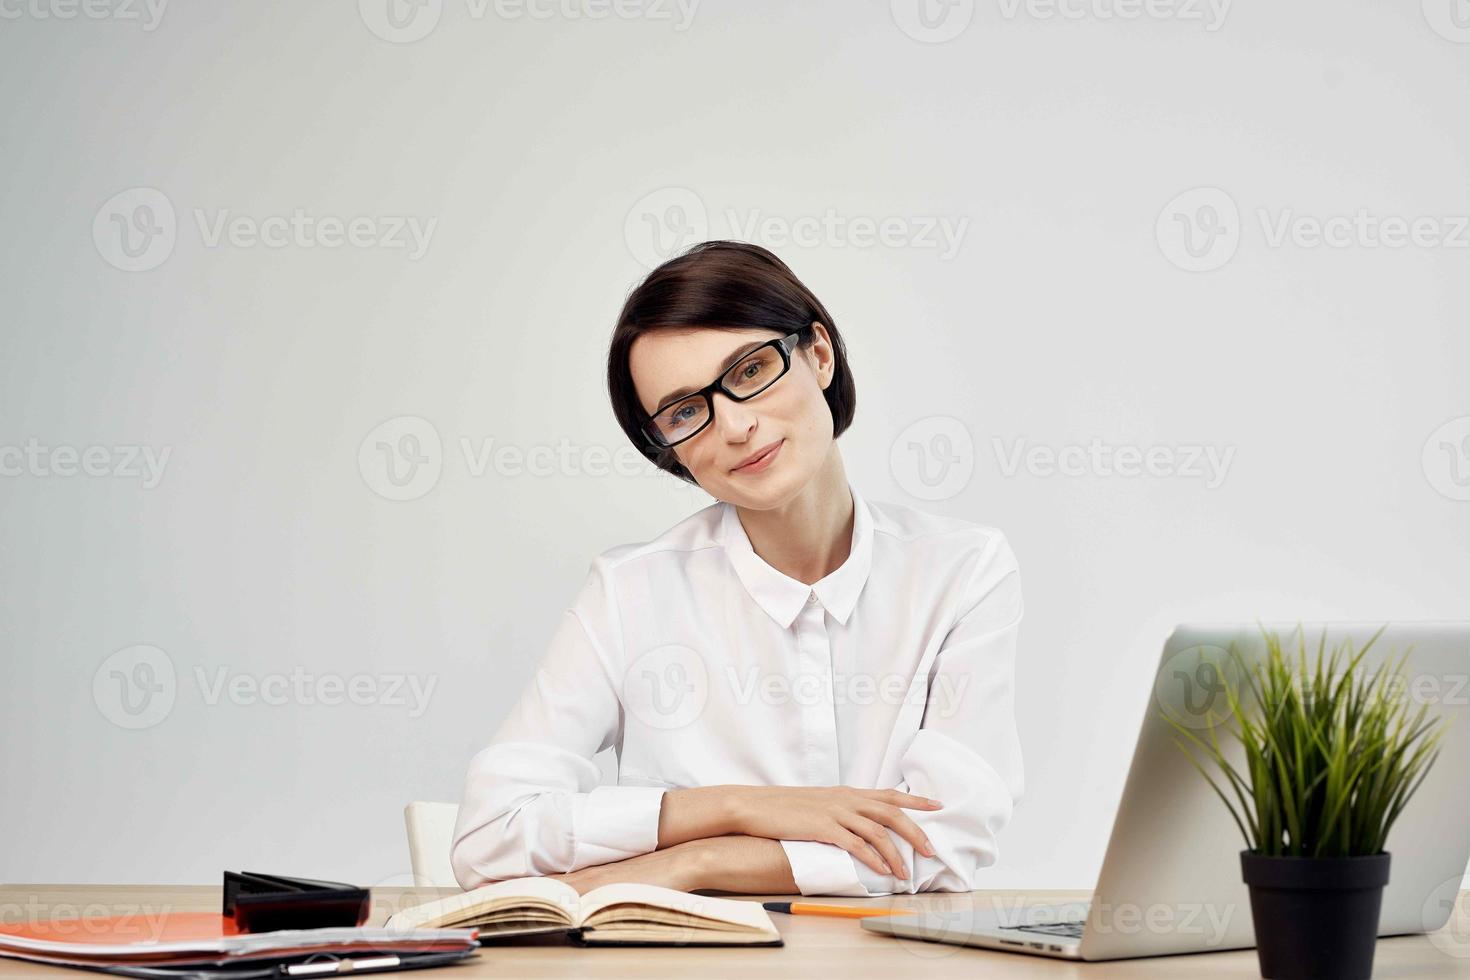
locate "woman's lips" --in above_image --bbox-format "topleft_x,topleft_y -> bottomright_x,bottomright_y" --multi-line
733,439 -> 784,474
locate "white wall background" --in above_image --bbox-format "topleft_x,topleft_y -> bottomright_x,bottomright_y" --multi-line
2,0 -> 1468,890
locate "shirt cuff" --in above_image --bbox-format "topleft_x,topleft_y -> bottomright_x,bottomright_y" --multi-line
779,840 -> 871,896
572,786 -> 667,868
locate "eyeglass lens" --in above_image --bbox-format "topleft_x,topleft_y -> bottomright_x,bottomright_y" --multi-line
649,343 -> 787,446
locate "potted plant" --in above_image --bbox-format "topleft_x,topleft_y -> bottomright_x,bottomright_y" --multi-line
1164,625 -> 1447,980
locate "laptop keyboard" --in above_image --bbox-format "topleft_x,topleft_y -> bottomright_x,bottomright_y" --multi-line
1003,920 -> 1086,939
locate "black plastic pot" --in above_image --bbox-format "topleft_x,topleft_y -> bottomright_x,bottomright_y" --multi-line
1239,850 -> 1391,979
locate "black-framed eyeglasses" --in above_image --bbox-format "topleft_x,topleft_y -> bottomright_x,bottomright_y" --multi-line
641,330 -> 804,449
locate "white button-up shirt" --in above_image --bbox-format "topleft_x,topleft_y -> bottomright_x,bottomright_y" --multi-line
451,478 -> 1024,896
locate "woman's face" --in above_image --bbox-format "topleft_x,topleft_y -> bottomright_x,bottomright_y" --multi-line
629,323 -> 837,509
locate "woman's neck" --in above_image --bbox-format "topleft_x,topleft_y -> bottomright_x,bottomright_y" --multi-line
733,450 -> 854,586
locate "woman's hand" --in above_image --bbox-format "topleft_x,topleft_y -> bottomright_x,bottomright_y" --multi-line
725,786 -> 942,880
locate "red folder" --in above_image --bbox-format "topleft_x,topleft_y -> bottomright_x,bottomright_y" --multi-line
0,911 -> 476,969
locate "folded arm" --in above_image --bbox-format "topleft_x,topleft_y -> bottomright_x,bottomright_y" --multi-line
547,834 -> 800,895
451,559 -> 670,887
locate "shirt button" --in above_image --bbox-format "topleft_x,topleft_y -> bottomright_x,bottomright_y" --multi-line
807,591 -> 818,605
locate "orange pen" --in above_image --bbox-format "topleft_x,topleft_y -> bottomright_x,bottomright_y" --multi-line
762,902 -> 896,919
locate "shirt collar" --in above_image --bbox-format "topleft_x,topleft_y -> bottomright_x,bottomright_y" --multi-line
717,479 -> 874,629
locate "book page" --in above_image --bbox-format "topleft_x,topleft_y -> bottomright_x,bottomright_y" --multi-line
578,884 -> 776,935
385,876 -> 579,930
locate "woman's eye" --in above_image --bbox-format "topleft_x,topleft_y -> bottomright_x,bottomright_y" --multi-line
739,359 -> 763,380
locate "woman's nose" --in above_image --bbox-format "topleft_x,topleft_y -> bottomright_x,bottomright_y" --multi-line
710,391 -> 756,439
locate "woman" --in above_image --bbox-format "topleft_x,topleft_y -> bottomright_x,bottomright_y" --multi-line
450,241 -> 1023,897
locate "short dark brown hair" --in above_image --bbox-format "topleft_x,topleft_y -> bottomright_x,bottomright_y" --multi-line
607,241 -> 857,486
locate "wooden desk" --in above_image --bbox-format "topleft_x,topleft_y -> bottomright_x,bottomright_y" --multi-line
2,884 -> 1469,978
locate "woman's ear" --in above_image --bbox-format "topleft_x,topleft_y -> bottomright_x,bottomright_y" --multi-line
808,320 -> 836,390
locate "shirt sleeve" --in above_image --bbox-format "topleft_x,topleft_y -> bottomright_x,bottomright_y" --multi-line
779,530 -> 1025,897
450,555 -> 667,889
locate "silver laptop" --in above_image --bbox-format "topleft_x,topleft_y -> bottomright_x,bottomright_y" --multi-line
863,622 -> 1470,960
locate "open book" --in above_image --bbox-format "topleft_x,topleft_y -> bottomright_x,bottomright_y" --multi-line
384,877 -> 782,947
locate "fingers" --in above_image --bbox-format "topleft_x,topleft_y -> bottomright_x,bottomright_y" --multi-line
865,788 -> 944,811
846,817 -> 908,879
863,802 -> 936,858
835,829 -> 893,877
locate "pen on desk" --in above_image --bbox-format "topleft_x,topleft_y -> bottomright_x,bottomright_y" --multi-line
762,902 -> 896,919
282,956 -> 401,976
